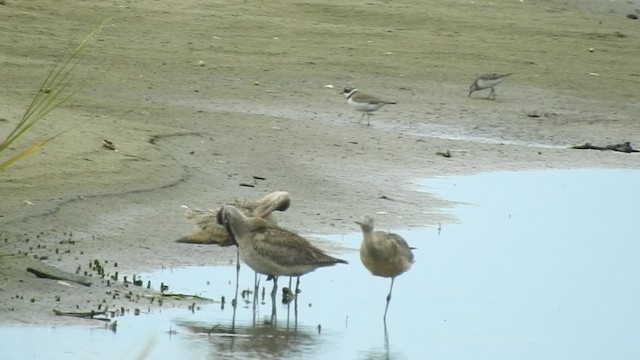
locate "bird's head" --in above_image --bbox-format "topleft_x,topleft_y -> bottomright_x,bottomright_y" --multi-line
256,191 -> 291,218
354,215 -> 375,232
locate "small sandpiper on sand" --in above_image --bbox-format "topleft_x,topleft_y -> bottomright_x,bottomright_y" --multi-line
468,73 -> 512,99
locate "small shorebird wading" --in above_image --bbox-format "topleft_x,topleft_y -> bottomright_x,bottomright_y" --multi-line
468,73 -> 512,99
341,88 -> 396,126
177,191 -> 291,245
217,205 -> 348,297
356,215 -> 415,321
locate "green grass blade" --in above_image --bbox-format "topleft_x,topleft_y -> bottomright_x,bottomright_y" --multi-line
0,18 -> 109,168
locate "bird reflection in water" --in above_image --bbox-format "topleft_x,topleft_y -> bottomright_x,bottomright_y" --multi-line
176,277 -> 310,358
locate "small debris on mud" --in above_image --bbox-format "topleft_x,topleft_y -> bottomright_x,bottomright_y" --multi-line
571,141 -> 639,153
436,150 -> 451,158
281,287 -> 295,304
102,139 -> 117,151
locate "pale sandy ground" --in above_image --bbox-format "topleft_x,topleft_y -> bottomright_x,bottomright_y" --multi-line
1,0 -> 639,325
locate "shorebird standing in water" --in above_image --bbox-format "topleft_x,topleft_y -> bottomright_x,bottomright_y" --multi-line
468,73 -> 512,99
356,215 -> 415,321
177,191 -> 291,245
217,205 -> 348,300
341,88 -> 396,126
179,191 -> 291,303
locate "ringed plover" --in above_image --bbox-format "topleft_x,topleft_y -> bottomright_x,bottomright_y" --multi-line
341,88 -> 396,126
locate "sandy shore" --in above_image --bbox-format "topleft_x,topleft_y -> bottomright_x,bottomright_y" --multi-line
1,0 -> 639,325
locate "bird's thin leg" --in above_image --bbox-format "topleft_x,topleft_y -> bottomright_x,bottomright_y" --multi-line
232,248 -> 241,332
270,276 -> 278,300
270,276 -> 278,324
253,272 -> 260,310
294,289 -> 299,330
288,276 -> 292,290
366,112 -> 371,126
255,272 -> 258,293
234,249 -> 240,306
383,277 -> 396,321
359,111 -> 366,123
489,88 -> 496,99
295,276 -> 300,294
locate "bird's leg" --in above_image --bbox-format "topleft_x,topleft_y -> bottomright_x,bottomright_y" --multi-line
270,276 -> 278,324
255,272 -> 260,294
234,249 -> 240,303
232,248 -> 241,332
383,277 -> 396,321
358,111 -> 366,123
270,276 -> 278,300
288,276 -> 292,290
489,88 -> 496,100
295,276 -> 300,294
253,272 -> 260,310
294,288 -> 299,329
366,112 -> 371,126
234,248 -> 241,303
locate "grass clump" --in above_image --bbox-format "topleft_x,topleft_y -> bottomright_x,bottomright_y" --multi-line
0,20 -> 107,170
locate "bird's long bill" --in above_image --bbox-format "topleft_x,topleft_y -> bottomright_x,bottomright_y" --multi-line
256,204 -> 277,219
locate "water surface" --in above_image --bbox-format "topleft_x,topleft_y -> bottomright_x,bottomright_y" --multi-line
2,168 -> 639,359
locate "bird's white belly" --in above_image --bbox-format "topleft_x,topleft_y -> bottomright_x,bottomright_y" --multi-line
239,246 -> 276,276
239,243 -> 316,277
476,77 -> 504,89
348,98 -> 381,112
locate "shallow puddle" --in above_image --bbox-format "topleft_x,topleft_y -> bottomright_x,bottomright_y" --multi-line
3,168 -> 640,359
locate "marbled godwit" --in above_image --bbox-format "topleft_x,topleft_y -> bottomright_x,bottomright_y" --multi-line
356,215 -> 415,321
177,191 -> 291,245
468,73 -> 512,99
341,88 -> 396,126
217,205 -> 348,298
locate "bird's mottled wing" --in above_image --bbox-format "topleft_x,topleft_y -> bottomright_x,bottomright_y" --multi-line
355,92 -> 389,105
230,199 -> 258,215
479,73 -> 511,81
184,208 -> 221,232
377,231 -> 415,263
252,227 -> 345,266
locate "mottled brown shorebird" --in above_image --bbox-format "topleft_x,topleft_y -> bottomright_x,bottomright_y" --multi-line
177,191 -> 291,245
217,205 -> 348,298
356,215 -> 415,321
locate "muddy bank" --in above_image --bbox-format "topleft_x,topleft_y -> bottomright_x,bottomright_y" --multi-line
1,0 -> 639,325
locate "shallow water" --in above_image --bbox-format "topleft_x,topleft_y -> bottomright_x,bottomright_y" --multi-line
2,168 -> 640,359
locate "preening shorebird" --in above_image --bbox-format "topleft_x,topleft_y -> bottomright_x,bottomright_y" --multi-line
177,191 -> 291,245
